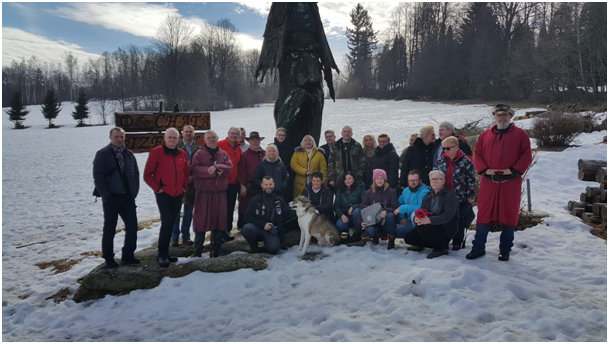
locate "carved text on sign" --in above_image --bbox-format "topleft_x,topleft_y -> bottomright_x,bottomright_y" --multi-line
125,133 -> 205,153
115,112 -> 210,132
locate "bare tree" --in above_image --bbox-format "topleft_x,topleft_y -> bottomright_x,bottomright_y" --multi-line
155,14 -> 194,108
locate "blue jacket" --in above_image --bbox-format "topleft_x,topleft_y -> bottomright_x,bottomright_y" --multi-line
396,184 -> 430,219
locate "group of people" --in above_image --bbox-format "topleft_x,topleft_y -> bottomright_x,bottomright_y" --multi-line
93,104 -> 532,268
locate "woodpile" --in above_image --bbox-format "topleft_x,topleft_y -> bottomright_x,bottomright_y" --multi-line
569,159 -> 607,224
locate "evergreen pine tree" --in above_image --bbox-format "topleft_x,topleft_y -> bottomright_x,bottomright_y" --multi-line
41,89 -> 62,128
346,3 -> 377,98
6,91 -> 29,129
72,89 -> 89,126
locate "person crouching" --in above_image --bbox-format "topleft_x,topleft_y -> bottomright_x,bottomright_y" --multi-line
404,170 -> 459,259
242,176 -> 294,254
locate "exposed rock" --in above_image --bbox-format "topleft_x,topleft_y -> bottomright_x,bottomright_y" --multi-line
73,228 -> 302,303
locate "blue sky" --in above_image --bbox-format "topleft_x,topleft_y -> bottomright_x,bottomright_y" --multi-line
2,2 -> 402,70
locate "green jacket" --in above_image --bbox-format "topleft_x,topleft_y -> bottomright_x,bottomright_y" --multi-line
177,140 -> 202,204
327,138 -> 366,183
333,180 -> 367,218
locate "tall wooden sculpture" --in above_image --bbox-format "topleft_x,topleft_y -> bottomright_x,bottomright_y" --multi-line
255,3 -> 339,151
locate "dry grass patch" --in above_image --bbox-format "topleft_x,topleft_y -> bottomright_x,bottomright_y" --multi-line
46,287 -> 71,303
36,258 -> 84,274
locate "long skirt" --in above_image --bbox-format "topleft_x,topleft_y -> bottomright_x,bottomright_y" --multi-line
192,190 -> 227,232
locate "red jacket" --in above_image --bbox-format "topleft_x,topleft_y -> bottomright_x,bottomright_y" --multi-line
218,138 -> 241,184
474,124 -> 532,226
237,148 -> 266,211
144,145 -> 190,197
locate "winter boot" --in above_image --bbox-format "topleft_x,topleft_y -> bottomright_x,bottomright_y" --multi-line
349,231 -> 362,243
387,235 -> 395,250
372,235 -> 379,245
498,251 -> 510,261
212,231 -> 224,257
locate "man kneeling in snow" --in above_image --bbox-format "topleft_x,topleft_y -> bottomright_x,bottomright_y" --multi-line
403,170 -> 459,259
242,176 -> 294,254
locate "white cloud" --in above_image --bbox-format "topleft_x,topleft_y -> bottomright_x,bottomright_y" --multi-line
236,32 -> 263,52
48,3 -> 262,51
238,2 -> 401,38
2,27 -> 101,67
48,3 -> 179,39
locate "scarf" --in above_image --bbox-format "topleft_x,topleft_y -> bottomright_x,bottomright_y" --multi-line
111,144 -> 126,173
443,149 -> 464,191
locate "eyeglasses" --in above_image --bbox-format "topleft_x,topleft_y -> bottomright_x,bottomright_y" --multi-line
442,146 -> 456,152
229,132 -> 240,136
277,134 -> 286,137
430,177 -> 445,181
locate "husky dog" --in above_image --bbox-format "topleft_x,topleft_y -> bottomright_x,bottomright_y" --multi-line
289,195 -> 340,256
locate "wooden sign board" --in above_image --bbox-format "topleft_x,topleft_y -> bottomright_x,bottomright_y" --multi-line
115,111 -> 210,153
125,133 -> 206,153
115,112 -> 210,132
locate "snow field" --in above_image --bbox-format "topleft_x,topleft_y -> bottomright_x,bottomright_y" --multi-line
2,99 -> 606,341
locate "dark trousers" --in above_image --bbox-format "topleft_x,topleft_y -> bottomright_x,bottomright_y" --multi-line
225,183 -> 240,233
102,195 -> 138,261
155,193 -> 183,259
472,224 -> 515,253
404,225 -> 450,251
242,223 -> 280,254
452,202 -> 474,248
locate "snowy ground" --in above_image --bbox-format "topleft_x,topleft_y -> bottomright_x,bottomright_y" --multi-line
2,99 -> 607,341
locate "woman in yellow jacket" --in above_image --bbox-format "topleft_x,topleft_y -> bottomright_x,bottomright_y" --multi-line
290,135 -> 328,198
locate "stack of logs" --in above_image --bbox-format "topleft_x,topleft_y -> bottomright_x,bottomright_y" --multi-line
568,159 -> 607,224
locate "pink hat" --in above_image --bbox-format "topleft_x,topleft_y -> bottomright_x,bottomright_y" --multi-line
372,169 -> 387,181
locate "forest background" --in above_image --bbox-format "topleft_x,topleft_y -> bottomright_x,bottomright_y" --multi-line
2,2 -> 606,118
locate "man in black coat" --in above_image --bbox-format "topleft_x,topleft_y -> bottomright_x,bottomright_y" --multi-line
319,129 -> 336,163
93,127 -> 140,268
403,170 -> 459,259
368,133 -> 399,189
399,125 -> 437,188
242,176 -> 295,254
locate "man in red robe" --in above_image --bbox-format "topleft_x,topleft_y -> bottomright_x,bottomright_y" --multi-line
467,104 -> 532,262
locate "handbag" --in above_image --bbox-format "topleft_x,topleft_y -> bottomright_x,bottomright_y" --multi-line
360,203 -> 384,227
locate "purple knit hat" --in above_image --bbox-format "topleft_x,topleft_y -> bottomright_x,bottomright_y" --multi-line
372,169 -> 387,181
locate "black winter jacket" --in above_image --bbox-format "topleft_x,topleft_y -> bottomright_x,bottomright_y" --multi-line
93,144 -> 139,201
244,192 -> 294,234
399,137 -> 436,187
420,187 -> 459,239
302,184 -> 335,221
368,143 -> 400,189
253,159 -> 289,197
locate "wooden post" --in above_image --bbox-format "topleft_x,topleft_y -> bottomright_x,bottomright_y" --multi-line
595,167 -> 607,184
578,159 -> 607,173
571,207 -> 585,217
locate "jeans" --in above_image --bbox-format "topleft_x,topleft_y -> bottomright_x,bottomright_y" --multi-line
396,221 -> 416,238
172,203 -> 193,241
472,224 -> 515,253
241,223 -> 280,254
225,183 -> 240,233
102,194 -> 138,261
335,208 -> 361,235
359,213 -> 397,238
155,192 -> 183,259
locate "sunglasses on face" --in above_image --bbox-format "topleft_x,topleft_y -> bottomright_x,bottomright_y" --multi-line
442,146 -> 456,152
